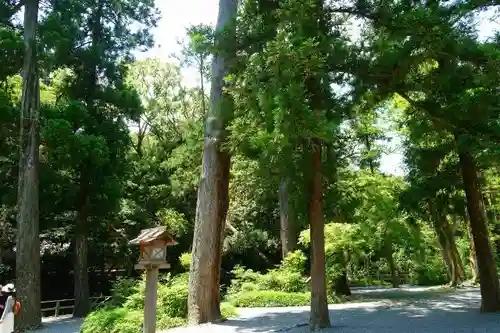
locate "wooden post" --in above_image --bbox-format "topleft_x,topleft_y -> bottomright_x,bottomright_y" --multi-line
55,300 -> 60,317
128,227 -> 176,333
144,266 -> 159,333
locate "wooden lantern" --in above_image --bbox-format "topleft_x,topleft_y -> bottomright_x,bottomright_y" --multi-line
129,226 -> 177,333
129,226 -> 177,269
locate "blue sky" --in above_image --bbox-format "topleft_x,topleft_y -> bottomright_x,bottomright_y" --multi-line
136,1 -> 499,176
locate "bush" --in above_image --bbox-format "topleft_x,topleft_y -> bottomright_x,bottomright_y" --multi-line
82,272 -> 237,333
157,282 -> 188,318
81,307 -> 130,333
112,310 -> 143,333
81,307 -> 188,333
179,252 -> 191,270
227,290 -> 311,307
109,278 -> 138,307
157,315 -> 186,330
228,265 -> 307,295
281,250 -> 307,274
123,278 -> 145,310
220,302 -> 238,319
411,261 -> 448,286
225,253 -> 312,308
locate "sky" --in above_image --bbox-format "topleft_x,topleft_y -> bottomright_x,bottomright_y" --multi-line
136,1 -> 499,176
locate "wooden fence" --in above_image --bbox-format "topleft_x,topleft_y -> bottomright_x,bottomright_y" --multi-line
41,295 -> 111,317
375,273 -> 410,285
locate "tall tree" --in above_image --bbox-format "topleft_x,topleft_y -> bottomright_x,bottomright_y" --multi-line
16,0 -> 41,329
458,143 -> 500,310
334,0 -> 500,309
279,178 -> 296,258
180,24 -> 214,116
188,0 -> 238,324
43,0 -> 158,316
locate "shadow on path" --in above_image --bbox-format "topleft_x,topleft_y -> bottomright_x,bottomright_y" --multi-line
216,289 -> 500,332
37,287 -> 500,333
29,316 -> 83,333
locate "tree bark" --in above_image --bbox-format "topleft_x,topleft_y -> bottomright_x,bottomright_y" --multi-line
483,193 -> 500,258
429,202 -> 465,286
308,141 -> 331,330
199,57 -> 207,116
15,0 -> 41,329
187,0 -> 237,325
73,179 -> 91,317
72,2 -> 102,316
334,270 -> 351,296
385,241 -> 399,288
466,215 -> 479,283
458,148 -> 500,311
445,223 -> 465,287
279,178 -> 296,259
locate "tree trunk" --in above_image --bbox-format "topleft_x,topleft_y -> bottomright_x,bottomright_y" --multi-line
458,149 -> 500,311
187,0 -> 237,325
72,2 -> 102,317
73,181 -> 91,317
334,270 -> 351,297
449,214 -> 466,285
483,193 -> 500,258
445,222 -> 465,286
199,57 -> 207,116
308,141 -> 331,330
429,202 -> 465,286
15,0 -> 41,329
385,242 -> 399,288
279,178 -> 296,259
464,211 -> 479,283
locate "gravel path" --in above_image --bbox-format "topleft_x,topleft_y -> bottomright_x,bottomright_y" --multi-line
34,316 -> 83,333
32,286 -> 500,333
163,287 -> 500,333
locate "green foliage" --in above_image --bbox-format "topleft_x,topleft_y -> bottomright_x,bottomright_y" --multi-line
228,265 -> 307,295
227,290 -> 311,307
82,273 -> 237,333
157,208 -> 189,238
157,284 -> 188,318
109,278 -> 137,308
81,307 -> 186,333
226,252 -> 313,308
301,222 -> 364,282
281,250 -> 307,274
179,252 -> 192,270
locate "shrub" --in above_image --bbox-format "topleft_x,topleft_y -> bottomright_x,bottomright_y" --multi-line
81,307 -> 129,333
157,315 -> 186,330
220,302 -> 238,319
411,260 -> 448,286
82,272 -> 237,333
169,272 -> 189,286
110,277 -> 138,307
179,252 -> 192,270
228,265 -> 307,295
270,270 -> 307,293
281,250 -> 307,274
157,282 -> 188,318
123,278 -> 145,310
81,307 -> 188,333
227,290 -> 311,307
112,310 -> 143,333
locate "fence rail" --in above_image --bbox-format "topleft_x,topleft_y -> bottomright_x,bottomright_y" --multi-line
41,295 -> 111,317
375,273 -> 410,285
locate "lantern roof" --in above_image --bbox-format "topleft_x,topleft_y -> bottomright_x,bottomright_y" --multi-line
129,226 -> 177,246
